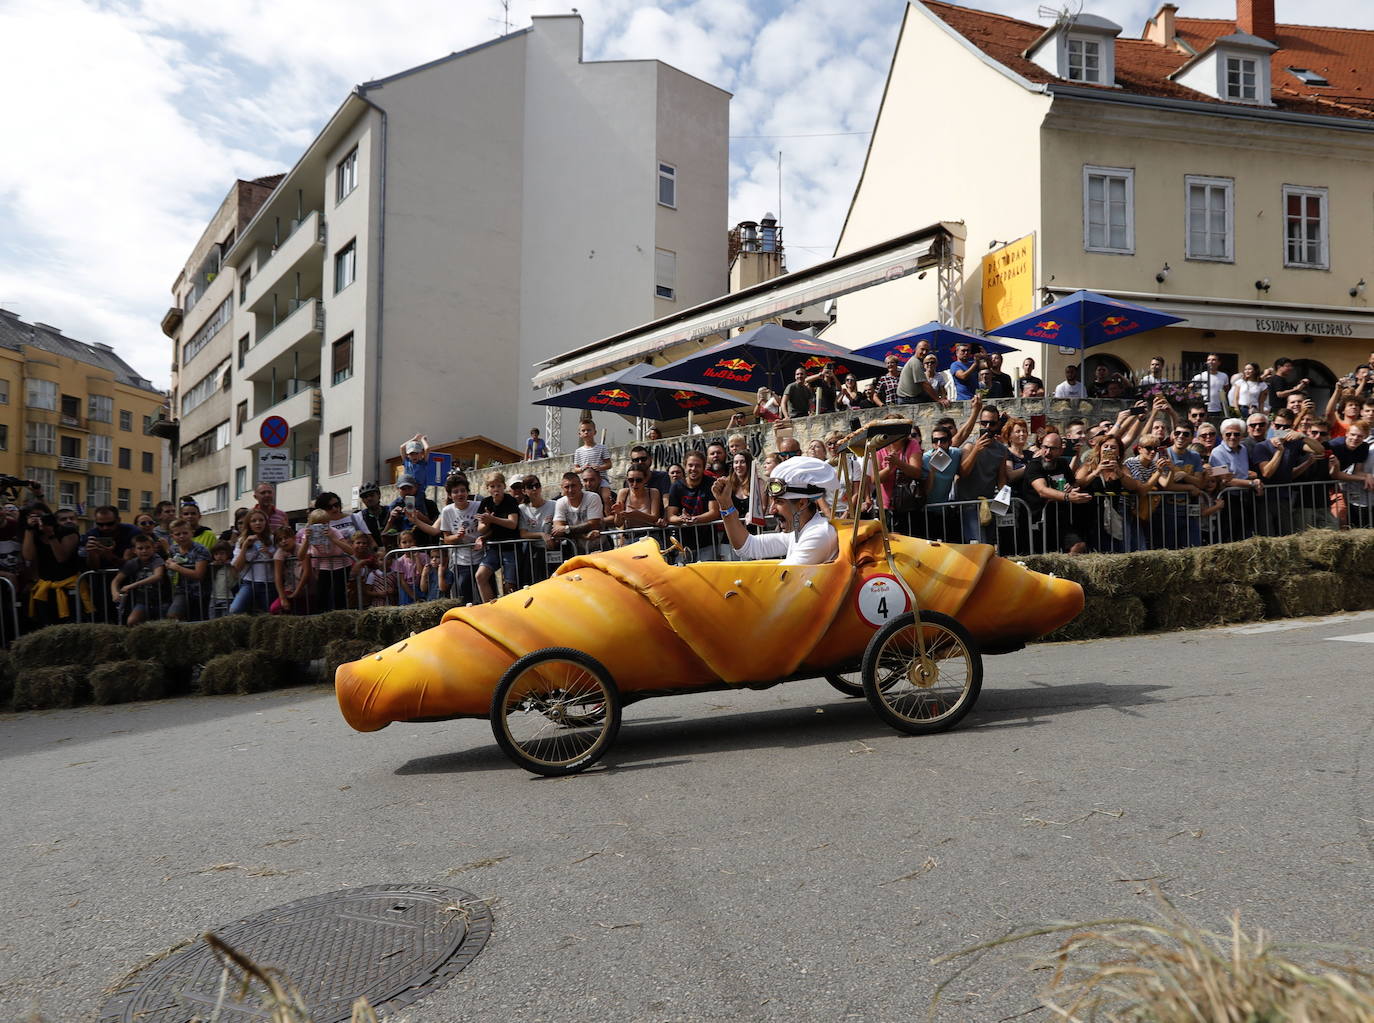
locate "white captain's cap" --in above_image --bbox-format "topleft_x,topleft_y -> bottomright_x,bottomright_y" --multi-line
767,456 -> 838,500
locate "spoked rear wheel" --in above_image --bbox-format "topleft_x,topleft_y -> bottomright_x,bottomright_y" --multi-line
861,611 -> 982,735
490,648 -> 622,776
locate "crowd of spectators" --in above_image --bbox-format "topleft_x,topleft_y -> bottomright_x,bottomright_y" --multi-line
5,347 -> 1371,634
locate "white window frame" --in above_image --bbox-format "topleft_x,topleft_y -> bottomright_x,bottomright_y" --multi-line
1224,55 -> 1258,102
60,480 -> 81,508
26,421 -> 56,455
119,409 -> 132,431
87,434 -> 113,465
1282,185 -> 1329,269
1184,175 -> 1234,263
1066,37 -> 1102,83
0,379 -> 9,404
25,378 -> 57,410
1083,165 -> 1135,254
334,239 -> 357,293
654,248 -> 677,301
88,394 -> 114,423
658,162 -> 677,209
329,428 -> 351,477
336,147 -> 359,202
87,475 -> 112,507
28,467 -> 56,497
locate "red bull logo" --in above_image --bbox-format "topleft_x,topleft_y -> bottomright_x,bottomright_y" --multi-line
704,357 -> 756,383
1101,314 -> 1140,336
588,387 -> 633,408
801,356 -> 832,371
671,390 -> 710,409
1025,319 -> 1062,340
869,579 -> 890,591
793,337 -> 825,349
893,344 -> 914,354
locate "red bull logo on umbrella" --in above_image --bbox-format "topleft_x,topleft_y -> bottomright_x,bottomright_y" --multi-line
893,344 -> 914,355
1101,314 -> 1140,336
1025,319 -> 1062,340
671,390 -> 711,409
704,357 -> 756,383
801,356 -> 832,371
588,387 -> 634,408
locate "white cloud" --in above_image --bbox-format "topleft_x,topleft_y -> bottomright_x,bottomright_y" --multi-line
1,0 -> 1371,390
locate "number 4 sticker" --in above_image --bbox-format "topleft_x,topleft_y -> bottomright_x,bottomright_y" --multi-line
855,573 -> 911,628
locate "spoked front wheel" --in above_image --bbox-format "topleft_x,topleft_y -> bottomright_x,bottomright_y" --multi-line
860,612 -> 982,735
490,648 -> 622,776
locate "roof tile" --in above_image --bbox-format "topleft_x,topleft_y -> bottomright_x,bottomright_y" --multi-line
923,1 -> 1374,121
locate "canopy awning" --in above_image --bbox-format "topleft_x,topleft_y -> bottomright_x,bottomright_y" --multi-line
531,222 -> 966,389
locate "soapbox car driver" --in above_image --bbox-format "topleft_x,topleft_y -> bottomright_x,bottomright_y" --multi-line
710,455 -> 839,565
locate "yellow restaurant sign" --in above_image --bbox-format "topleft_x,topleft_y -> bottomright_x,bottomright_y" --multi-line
981,234 -> 1034,331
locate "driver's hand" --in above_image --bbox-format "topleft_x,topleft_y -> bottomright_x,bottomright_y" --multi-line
710,475 -> 732,505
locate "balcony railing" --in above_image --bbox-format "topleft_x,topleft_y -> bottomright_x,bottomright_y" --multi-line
60,413 -> 85,430
255,295 -> 323,347
58,455 -> 88,472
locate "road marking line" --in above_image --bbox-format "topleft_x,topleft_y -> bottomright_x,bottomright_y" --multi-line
1325,631 -> 1374,644
1229,612 -> 1374,636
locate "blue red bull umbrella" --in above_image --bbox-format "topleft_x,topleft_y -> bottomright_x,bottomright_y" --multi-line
643,323 -> 886,394
985,290 -> 1185,349
851,321 -> 1017,370
533,362 -> 745,422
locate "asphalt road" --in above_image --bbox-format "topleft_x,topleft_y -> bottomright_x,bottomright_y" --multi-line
3,612 -> 1372,1022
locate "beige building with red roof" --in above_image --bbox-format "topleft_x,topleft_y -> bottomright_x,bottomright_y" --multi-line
834,0 -> 1374,404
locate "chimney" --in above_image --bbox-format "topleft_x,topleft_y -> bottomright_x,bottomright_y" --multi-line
1145,3 -> 1178,48
1237,0 -> 1275,41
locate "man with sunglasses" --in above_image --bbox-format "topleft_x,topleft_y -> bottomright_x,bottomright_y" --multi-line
1292,422 -> 1334,528
628,446 -> 671,497
711,455 -> 838,565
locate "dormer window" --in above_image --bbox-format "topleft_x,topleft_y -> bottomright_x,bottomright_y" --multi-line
1025,13 -> 1121,87
1170,32 -> 1276,106
1225,56 -> 1258,101
1067,38 -> 1102,83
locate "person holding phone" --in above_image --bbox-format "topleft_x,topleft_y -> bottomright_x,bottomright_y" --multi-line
385,475 -> 441,547
82,506 -> 140,622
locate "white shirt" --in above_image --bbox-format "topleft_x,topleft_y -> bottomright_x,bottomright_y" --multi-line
1053,379 -> 1086,399
1192,369 -> 1230,412
438,501 -> 481,564
729,509 -> 838,565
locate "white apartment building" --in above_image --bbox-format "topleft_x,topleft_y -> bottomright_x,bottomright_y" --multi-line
208,15 -> 727,516
162,176 -> 282,529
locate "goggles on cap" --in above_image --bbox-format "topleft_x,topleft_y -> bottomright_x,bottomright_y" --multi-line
766,477 -> 828,500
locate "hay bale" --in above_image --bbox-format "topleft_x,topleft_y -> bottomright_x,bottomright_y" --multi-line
1292,530 -> 1353,572
398,599 -> 462,635
1341,529 -> 1374,575
89,659 -> 167,705
1109,549 -> 1194,596
1145,584 -> 1265,632
355,607 -> 410,645
1186,535 -> 1304,587
126,617 -> 251,668
324,639 -> 381,683
1271,571 -> 1345,618
11,666 -> 88,711
195,650 -> 290,696
12,623 -> 128,670
1019,554 -> 1098,593
1340,572 -> 1374,612
1040,594 -> 1146,643
0,651 -> 14,710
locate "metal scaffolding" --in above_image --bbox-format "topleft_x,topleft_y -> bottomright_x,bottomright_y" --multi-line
935,234 -> 965,328
544,383 -> 563,455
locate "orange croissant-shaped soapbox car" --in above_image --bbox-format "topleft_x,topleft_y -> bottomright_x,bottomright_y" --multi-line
336,513 -> 1083,776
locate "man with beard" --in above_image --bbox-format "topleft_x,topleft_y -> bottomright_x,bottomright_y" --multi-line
1024,433 -> 1092,554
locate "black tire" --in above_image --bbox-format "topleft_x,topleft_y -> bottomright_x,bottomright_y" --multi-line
860,611 -> 982,735
824,670 -> 865,698
490,648 -> 622,776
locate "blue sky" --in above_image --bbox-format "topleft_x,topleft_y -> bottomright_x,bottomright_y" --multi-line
1,0 -> 1370,389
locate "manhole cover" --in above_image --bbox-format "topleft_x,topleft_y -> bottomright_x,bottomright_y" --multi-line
99,884 -> 491,1023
